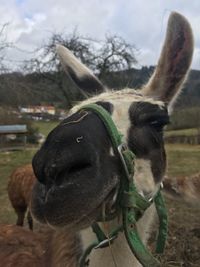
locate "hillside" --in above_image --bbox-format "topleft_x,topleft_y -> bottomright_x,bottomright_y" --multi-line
0,67 -> 199,109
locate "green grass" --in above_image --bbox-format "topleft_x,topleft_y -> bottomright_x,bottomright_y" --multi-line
33,120 -> 59,136
166,144 -> 200,176
165,128 -> 198,137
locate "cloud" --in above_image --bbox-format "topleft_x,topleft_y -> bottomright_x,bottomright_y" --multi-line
0,0 -> 199,70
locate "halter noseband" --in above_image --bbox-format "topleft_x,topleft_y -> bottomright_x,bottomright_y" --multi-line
78,103 -> 168,267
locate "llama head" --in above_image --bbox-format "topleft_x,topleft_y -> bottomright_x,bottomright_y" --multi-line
31,12 -> 193,230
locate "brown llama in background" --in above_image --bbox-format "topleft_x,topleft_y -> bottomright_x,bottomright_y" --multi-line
0,224 -> 80,267
7,164 -> 36,230
164,172 -> 200,204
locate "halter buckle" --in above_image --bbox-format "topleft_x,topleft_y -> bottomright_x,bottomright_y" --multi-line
94,235 -> 117,249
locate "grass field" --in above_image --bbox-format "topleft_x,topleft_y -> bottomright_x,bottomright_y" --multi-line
33,120 -> 60,136
0,141 -> 199,266
166,144 -> 200,176
165,128 -> 198,137
0,143 -> 199,224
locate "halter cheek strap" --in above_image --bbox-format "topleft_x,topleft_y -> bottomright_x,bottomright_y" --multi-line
79,103 -> 168,267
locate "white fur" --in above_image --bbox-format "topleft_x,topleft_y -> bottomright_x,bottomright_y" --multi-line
71,92 -> 162,267
71,89 -> 165,138
56,44 -> 96,80
80,205 -> 156,267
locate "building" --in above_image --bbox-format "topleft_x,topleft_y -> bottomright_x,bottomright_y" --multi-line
0,125 -> 27,151
20,105 -> 56,115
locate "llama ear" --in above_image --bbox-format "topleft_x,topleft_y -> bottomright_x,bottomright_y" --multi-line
56,45 -> 104,96
142,12 -> 194,107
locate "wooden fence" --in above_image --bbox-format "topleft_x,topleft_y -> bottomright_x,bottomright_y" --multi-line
165,135 -> 200,145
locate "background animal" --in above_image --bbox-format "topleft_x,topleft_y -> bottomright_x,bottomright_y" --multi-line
164,172 -> 200,204
0,224 -> 45,267
0,224 -> 81,267
7,164 -> 36,230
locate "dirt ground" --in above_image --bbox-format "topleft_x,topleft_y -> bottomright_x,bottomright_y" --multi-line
155,194 -> 200,267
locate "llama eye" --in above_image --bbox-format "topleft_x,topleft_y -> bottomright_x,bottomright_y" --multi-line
95,101 -> 114,114
129,101 -> 169,129
149,117 -> 170,131
137,113 -> 170,128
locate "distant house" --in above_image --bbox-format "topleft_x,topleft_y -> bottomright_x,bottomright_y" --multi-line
0,125 -> 28,151
20,105 -> 56,115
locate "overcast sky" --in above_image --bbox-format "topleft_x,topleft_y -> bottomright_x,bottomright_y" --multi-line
1,0 -> 200,70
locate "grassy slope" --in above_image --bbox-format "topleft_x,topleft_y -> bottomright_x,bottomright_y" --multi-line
33,121 -> 59,136
165,128 -> 198,137
166,144 -> 200,176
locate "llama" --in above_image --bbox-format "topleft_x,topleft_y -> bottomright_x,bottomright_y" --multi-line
30,12 -> 194,267
164,173 -> 200,204
0,224 -> 79,267
0,224 -> 45,267
8,164 -> 36,230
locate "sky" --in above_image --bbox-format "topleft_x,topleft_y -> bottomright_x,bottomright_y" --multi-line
0,0 -> 200,71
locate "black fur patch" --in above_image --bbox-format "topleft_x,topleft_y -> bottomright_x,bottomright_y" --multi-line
31,107 -> 120,228
129,102 -> 169,130
128,101 -> 169,183
95,101 -> 114,114
67,66 -> 104,95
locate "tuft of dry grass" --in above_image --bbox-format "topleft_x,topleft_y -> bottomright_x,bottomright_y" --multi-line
158,195 -> 200,267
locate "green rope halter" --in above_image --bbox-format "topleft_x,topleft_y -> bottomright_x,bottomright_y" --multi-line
78,103 -> 168,267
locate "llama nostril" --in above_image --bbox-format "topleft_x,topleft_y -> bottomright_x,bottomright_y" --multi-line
42,160 -> 92,187
56,162 -> 92,185
43,163 -> 58,183
51,163 -> 57,168
67,162 -> 92,175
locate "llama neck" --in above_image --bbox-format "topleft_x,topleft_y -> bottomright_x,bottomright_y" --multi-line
43,227 -> 81,267
80,204 -> 156,267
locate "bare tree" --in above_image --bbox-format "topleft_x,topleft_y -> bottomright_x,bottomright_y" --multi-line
95,34 -> 138,79
0,23 -> 18,107
24,30 -> 138,108
0,23 -> 12,73
24,30 -> 95,108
